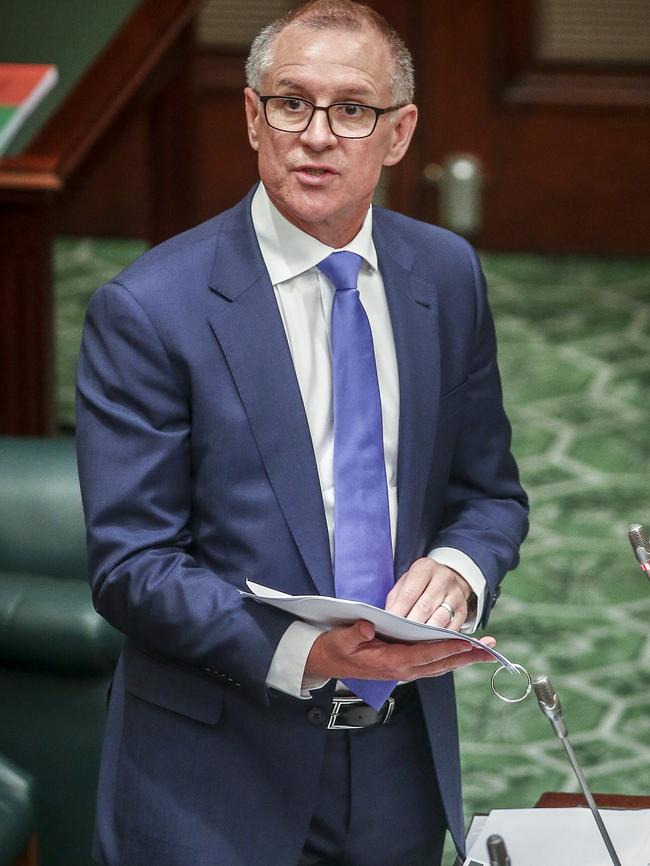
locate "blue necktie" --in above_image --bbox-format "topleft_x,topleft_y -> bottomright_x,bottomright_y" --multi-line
317,251 -> 396,710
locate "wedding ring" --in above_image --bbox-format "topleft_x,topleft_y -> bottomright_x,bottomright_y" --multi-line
437,600 -> 455,621
490,663 -> 532,704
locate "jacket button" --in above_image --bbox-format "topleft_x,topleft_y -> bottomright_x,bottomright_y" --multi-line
307,707 -> 325,726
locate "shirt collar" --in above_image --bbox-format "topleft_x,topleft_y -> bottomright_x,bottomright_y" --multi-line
251,182 -> 378,285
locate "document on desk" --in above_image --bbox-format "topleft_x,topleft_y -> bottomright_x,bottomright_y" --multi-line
466,808 -> 650,866
241,581 -> 517,670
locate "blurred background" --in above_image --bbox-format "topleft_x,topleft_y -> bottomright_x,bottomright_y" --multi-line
0,2 -> 649,865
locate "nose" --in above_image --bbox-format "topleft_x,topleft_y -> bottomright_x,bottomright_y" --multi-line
299,107 -> 337,151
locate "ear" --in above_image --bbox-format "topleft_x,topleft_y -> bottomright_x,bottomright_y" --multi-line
244,87 -> 261,152
382,104 -> 418,168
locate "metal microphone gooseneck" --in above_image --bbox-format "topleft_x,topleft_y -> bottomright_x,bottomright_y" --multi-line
531,675 -> 622,866
627,523 -> 650,580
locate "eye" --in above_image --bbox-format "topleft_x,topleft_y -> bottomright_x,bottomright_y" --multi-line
281,97 -> 309,112
334,103 -> 370,120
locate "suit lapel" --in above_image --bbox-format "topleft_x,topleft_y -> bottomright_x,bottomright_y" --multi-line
206,196 -> 334,596
204,198 -> 440,596
373,215 -> 441,577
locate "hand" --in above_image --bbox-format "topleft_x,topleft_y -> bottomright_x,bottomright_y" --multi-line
304,620 -> 496,683
385,557 -> 473,630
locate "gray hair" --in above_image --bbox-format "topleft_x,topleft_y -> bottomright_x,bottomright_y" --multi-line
245,0 -> 415,106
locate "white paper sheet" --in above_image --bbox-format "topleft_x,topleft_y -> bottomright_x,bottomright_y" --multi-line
467,808 -> 650,866
241,580 -> 517,670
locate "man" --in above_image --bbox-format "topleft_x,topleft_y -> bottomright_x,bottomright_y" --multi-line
76,2 -> 528,864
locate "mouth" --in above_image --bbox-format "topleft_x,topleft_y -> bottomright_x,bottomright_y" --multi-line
294,165 -> 339,184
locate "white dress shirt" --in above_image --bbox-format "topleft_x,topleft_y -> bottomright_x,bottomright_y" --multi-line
250,184 -> 486,698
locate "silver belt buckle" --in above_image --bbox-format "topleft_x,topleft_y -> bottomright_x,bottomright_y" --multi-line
327,695 -> 396,730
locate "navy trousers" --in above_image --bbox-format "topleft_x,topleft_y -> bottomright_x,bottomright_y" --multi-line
298,688 -> 447,866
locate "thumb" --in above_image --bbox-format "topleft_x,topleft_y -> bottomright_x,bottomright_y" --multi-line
355,620 -> 376,641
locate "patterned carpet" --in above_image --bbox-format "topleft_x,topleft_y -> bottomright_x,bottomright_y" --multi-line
55,239 -> 650,861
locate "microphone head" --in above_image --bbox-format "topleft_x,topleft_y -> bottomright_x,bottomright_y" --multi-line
487,834 -> 509,865
532,674 -> 567,738
628,523 -> 650,562
532,674 -> 560,712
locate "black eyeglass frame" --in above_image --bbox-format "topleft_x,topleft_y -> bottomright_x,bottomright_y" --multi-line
258,95 -> 406,139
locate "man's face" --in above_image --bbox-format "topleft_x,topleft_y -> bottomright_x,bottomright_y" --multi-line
244,24 -> 417,247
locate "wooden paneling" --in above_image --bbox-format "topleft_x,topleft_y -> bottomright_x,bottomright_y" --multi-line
193,51 -> 258,222
536,0 -> 650,64
0,0 -> 203,434
412,0 -> 650,252
0,202 -> 54,433
54,112 -> 151,238
197,0 -> 291,48
500,0 -> 650,107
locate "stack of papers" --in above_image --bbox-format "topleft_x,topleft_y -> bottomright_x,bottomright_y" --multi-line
242,581 -> 517,670
466,808 -> 650,865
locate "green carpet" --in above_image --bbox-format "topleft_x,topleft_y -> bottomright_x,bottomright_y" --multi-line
457,254 -> 650,807
55,239 -> 650,861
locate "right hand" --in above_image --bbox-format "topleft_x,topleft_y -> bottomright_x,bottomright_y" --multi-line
304,620 -> 496,683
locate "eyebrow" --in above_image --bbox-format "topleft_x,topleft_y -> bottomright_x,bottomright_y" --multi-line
273,78 -> 377,102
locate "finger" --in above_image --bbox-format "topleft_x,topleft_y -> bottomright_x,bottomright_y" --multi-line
336,620 -> 377,650
356,620 -> 376,641
406,586 -> 460,624
385,566 -> 432,618
392,563 -> 470,624
412,645 -> 497,679
407,634 -> 496,669
405,638 -> 474,668
424,602 -> 456,629
425,595 -> 468,630
305,621 -> 382,680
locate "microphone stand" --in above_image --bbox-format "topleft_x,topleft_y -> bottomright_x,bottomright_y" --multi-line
532,675 -> 622,866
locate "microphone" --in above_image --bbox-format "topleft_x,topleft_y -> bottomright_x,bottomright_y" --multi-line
532,675 -> 622,866
487,834 -> 510,866
531,673 -> 566,739
627,523 -> 650,579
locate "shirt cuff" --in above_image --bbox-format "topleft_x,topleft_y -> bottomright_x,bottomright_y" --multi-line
427,547 -> 486,634
266,620 -> 330,699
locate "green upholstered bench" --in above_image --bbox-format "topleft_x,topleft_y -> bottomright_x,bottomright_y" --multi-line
0,753 -> 37,866
0,437 -> 123,866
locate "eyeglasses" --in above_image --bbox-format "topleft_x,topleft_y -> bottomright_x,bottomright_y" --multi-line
258,95 -> 405,139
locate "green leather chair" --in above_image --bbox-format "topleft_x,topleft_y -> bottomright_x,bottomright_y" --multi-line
0,753 -> 37,866
0,437 -> 122,866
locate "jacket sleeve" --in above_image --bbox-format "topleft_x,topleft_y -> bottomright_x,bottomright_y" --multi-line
431,243 -> 529,626
76,280 -> 293,707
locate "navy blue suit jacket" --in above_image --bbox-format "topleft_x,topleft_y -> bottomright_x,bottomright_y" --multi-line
76,188 -> 528,866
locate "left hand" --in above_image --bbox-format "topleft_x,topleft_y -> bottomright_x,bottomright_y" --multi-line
385,558 -> 473,630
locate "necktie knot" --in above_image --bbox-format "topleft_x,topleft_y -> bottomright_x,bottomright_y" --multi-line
317,251 -> 363,292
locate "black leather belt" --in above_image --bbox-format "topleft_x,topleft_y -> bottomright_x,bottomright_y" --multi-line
326,682 -> 417,731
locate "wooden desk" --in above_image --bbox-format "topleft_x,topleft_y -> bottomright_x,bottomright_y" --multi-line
0,0 -> 202,435
536,791 -> 650,810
